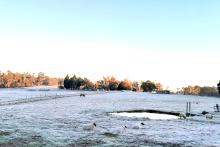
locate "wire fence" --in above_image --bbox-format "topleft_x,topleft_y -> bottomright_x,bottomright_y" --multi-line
0,91 -> 108,106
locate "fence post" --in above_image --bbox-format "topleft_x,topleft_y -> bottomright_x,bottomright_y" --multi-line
186,102 -> 191,117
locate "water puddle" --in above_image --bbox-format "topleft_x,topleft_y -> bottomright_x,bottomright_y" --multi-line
110,112 -> 179,120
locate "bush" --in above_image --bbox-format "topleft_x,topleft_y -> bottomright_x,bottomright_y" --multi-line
58,85 -> 65,89
141,81 -> 156,92
118,80 -> 132,91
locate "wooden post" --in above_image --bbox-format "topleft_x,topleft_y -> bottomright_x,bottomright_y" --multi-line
186,102 -> 188,116
189,102 -> 191,117
186,102 -> 191,117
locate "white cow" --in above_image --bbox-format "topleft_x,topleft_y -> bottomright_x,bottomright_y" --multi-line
179,112 -> 187,119
132,122 -> 145,129
83,123 -> 96,131
206,114 -> 213,119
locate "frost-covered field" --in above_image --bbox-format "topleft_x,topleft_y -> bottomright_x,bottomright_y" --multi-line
0,88 -> 220,146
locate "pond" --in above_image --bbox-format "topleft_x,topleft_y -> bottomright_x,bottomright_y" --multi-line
110,112 -> 179,120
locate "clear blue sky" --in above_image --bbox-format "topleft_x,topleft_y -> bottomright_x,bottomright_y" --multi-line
0,0 -> 219,90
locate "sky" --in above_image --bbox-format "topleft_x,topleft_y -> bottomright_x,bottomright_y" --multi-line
0,0 -> 220,90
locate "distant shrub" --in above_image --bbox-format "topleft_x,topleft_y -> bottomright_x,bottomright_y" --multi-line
141,81 -> 156,92
58,85 -> 65,89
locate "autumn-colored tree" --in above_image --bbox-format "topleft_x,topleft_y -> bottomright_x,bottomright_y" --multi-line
183,86 -> 200,95
24,73 -> 35,86
103,77 -> 110,90
0,72 -> 8,88
132,81 -> 140,91
108,76 -> 119,90
36,72 -> 46,86
183,85 -> 218,96
6,71 -> 14,87
155,83 -> 163,91
82,78 -> 95,90
0,71 -> 60,88
95,80 -> 108,90
118,79 -> 132,90
42,76 -> 50,85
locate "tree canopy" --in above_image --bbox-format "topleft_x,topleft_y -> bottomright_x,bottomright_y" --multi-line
0,71 -> 60,88
118,79 -> 132,91
63,75 -> 95,90
182,85 -> 218,96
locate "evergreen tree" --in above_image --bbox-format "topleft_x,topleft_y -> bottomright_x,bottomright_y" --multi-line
141,80 -> 156,92
64,75 -> 71,89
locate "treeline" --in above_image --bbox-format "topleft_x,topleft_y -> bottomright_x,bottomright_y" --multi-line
2,70 -> 220,97
181,85 -> 219,96
63,75 -> 220,97
0,71 -> 62,88
64,75 -> 163,92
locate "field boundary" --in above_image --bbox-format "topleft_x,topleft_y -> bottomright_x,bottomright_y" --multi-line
0,91 -> 108,106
